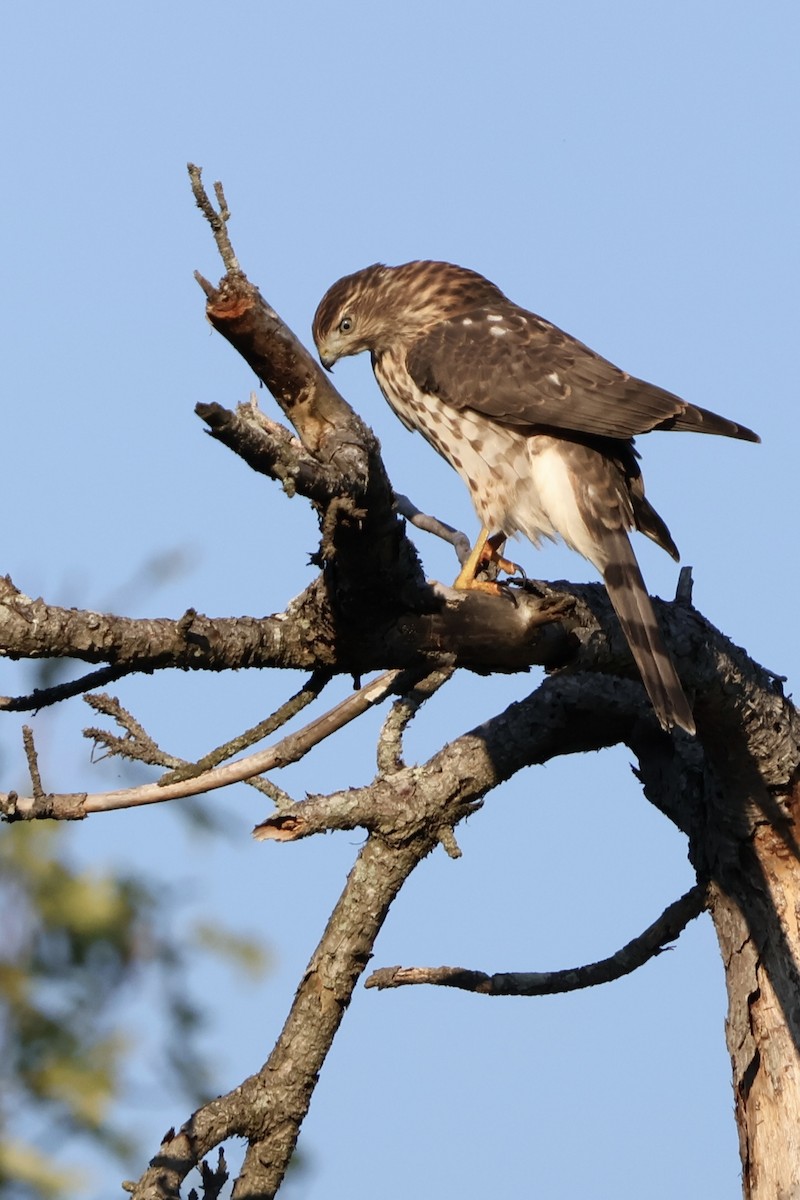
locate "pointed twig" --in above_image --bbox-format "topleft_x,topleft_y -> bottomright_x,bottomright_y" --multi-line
188,163 -> 240,275
4,670 -> 411,819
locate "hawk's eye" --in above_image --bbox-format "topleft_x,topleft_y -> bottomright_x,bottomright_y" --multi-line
339,316 -> 353,334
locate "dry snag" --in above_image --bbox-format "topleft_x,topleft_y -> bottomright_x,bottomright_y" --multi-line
1,165 -> 798,1200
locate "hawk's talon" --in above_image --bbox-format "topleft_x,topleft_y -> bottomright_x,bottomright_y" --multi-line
495,578 -> 522,607
505,560 -> 527,584
452,528 -> 524,591
493,552 -> 524,580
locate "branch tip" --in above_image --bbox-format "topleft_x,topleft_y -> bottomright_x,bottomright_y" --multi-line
22,725 -> 45,799
187,163 -> 241,275
676,565 -> 694,603
194,269 -> 215,298
438,826 -> 462,859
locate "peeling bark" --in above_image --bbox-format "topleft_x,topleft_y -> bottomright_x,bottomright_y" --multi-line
708,789 -> 800,1200
634,691 -> 800,1199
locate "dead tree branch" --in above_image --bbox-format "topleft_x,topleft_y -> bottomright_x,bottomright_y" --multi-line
365,883 -> 708,994
2,669 -> 410,820
128,669 -> 716,1199
129,832 -> 430,1200
0,662 -> 139,712
158,668 -> 332,786
252,672 -> 672,845
188,164 -> 239,274
393,492 -> 472,565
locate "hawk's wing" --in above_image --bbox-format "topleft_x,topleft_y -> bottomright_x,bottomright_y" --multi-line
405,303 -> 759,442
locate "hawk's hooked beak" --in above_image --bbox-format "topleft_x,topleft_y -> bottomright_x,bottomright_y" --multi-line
319,355 -> 335,373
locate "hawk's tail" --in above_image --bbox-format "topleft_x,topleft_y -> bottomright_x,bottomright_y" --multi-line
602,537 -> 695,735
655,403 -> 760,443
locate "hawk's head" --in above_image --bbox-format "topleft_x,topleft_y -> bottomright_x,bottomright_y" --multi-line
312,260 -> 504,370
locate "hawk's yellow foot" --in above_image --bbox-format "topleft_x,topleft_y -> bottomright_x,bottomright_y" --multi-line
453,528 -> 524,591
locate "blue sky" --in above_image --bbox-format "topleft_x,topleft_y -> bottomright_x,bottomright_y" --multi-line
1,2 -> 797,1196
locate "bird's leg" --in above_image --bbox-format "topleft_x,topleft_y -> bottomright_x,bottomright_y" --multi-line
453,528 -> 524,591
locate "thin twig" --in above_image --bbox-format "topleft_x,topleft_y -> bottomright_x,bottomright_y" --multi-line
250,776 -> 295,810
85,693 -> 179,768
0,663 -> 139,712
84,692 -> 300,807
365,883 -> 708,994
3,670 -> 410,818
377,667 -> 455,775
393,493 -> 472,565
22,727 -> 45,800
160,669 -> 331,784
187,163 -> 241,274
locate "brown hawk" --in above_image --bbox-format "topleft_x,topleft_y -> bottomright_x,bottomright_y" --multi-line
312,260 -> 759,735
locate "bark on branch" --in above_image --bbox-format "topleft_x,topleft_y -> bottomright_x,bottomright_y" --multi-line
365,883 -> 708,994
128,670 -> 677,1199
129,833 -> 428,1200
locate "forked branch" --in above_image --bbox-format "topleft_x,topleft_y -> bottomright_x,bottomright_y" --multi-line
1,669 -> 411,821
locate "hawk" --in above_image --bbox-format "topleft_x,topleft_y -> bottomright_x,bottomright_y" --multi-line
312,260 -> 759,735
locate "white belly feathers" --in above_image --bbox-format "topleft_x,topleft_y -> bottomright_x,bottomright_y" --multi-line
373,350 -> 600,569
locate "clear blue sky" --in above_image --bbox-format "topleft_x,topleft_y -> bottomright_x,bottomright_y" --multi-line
1,2 -> 797,1196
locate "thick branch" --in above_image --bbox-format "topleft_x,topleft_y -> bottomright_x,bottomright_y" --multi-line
0,573 -> 571,676
252,672 -> 665,845
0,577 -> 297,670
131,675 -> 710,1198
129,831 -> 436,1200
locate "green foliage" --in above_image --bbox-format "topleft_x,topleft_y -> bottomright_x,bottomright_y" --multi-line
0,819 -> 265,1198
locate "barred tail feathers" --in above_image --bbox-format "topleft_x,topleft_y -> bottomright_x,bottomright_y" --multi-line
602,537 -> 695,735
